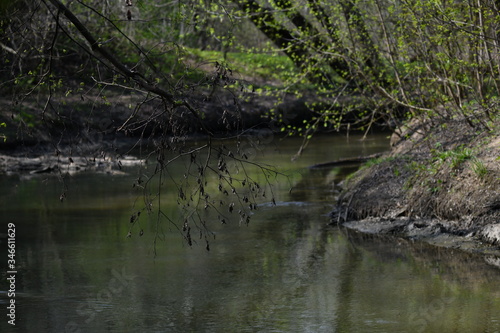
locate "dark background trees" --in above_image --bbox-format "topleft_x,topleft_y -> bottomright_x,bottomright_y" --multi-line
2,0 -> 498,133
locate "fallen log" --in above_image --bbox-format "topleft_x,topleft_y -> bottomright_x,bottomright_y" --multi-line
0,154 -> 144,175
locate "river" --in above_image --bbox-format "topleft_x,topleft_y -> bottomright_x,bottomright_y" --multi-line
1,133 -> 499,332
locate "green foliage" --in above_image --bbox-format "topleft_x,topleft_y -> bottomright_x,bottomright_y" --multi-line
2,1 -> 498,159
406,142 -> 491,194
0,122 -> 6,142
5,0 -> 497,137
234,0 -> 499,134
15,110 -> 37,128
363,156 -> 397,168
450,148 -> 474,170
430,145 -> 473,170
471,158 -> 488,179
188,48 -> 298,86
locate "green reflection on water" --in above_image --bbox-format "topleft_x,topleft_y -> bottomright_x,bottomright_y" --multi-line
0,133 -> 499,333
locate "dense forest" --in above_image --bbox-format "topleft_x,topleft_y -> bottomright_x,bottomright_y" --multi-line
1,0 -> 498,134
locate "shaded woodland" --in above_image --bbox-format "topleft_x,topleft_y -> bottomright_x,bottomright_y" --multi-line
1,0 -> 498,134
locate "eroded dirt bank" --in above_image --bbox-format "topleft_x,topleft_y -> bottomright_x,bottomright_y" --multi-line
331,114 -> 500,256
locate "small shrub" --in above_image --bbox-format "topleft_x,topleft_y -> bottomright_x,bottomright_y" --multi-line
0,122 -> 6,142
450,147 -> 473,169
471,158 -> 488,179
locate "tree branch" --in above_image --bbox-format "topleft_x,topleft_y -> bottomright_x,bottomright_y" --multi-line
45,0 -> 175,102
44,0 -> 214,135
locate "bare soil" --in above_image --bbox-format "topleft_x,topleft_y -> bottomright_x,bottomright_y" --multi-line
332,114 -> 500,255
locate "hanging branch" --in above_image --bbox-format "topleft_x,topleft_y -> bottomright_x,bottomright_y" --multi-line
44,0 -> 171,99
43,0 -> 214,135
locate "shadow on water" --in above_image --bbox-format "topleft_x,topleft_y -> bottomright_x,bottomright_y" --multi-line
334,227 -> 500,332
289,165 -> 360,203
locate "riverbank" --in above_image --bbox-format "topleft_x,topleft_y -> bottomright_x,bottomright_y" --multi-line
0,88 -> 319,172
1,90 -> 499,258
0,85 -> 377,175
331,113 -> 500,256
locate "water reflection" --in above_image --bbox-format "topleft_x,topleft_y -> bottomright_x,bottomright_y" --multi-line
0,133 -> 499,333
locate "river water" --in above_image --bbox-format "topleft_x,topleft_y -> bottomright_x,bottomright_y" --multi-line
1,133 -> 499,333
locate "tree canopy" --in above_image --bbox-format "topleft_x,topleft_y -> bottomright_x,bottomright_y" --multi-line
2,0 -> 497,132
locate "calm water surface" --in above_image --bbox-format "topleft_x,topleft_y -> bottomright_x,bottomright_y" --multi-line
1,133 -> 499,333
